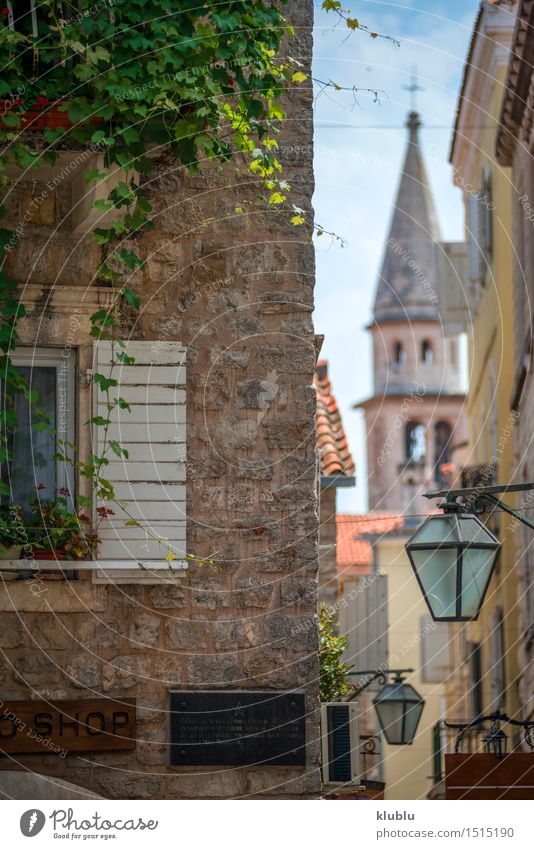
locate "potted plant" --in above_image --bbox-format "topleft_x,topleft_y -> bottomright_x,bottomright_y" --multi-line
26,489 -> 99,564
0,504 -> 25,581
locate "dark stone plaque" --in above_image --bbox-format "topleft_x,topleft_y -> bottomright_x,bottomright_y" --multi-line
169,691 -> 306,766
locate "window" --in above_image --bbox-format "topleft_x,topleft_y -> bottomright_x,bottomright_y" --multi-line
1,348 -> 75,508
489,608 -> 506,711
450,338 -> 457,368
434,421 -> 452,486
7,1 -> 40,77
406,422 -> 426,463
467,641 -> 483,718
480,166 -> 493,271
421,339 -> 433,365
466,166 -> 494,292
341,574 -> 388,682
393,341 -> 405,366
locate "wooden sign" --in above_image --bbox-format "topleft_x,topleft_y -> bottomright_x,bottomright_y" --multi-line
445,753 -> 534,799
0,698 -> 136,756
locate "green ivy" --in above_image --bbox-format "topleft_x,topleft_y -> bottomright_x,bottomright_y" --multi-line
0,1 -> 306,561
319,604 -> 353,702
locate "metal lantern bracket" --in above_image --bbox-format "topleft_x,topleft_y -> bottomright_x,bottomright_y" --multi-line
445,712 -> 534,754
347,668 -> 414,699
424,482 -> 534,531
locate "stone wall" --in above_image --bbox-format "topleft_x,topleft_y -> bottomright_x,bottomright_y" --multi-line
0,0 -> 320,798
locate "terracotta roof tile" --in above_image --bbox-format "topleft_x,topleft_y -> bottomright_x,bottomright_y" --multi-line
336,513 -> 405,576
314,360 -> 355,477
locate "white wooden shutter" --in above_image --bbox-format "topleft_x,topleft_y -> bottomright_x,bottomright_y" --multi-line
420,615 -> 451,683
342,574 -> 388,685
93,341 -> 186,567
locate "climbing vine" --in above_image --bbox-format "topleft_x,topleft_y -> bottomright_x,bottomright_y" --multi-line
0,1 -> 393,560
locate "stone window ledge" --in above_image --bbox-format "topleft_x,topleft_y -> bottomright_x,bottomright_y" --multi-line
0,560 -> 187,586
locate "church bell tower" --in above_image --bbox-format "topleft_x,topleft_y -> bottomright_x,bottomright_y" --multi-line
357,111 -> 466,513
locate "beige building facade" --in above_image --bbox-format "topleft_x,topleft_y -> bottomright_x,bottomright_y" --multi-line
497,0 -> 534,726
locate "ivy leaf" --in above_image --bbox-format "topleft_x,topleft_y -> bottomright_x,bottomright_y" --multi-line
1,112 -> 21,127
291,214 -> 305,226
122,287 -> 140,310
93,372 -> 118,391
109,440 -> 129,459
85,169 -> 108,183
268,191 -> 286,205
92,199 -> 114,212
86,416 -> 111,427
292,71 -> 307,83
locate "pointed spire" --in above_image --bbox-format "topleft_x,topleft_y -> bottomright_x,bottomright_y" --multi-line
373,111 -> 441,323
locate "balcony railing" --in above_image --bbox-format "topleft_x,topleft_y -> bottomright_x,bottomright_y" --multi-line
432,721 -> 487,785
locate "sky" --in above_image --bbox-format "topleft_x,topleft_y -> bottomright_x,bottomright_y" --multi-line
312,0 -> 480,513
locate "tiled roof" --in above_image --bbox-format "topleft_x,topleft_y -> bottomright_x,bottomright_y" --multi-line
336,513 -> 405,576
315,360 -> 355,477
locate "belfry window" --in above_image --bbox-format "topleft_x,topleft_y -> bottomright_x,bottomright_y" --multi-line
394,341 -> 405,366
406,422 -> 426,463
434,421 -> 452,486
421,339 -> 433,365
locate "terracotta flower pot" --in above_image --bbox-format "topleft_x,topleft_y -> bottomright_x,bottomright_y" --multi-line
36,550 -> 66,560
0,100 -> 103,131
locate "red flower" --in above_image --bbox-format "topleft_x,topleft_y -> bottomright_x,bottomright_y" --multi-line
96,506 -> 115,517
35,95 -> 50,111
37,483 -> 46,491
226,77 -> 234,86
2,8 -> 10,15
78,513 -> 91,523
59,487 -> 70,496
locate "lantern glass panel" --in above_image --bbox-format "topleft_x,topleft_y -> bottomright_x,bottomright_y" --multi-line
409,547 -> 458,619
412,514 -> 459,544
403,699 -> 425,743
458,516 -> 494,543
460,548 -> 497,618
375,698 -> 404,745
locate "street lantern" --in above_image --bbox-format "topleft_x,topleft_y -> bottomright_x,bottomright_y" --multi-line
348,668 -> 425,746
405,502 -> 500,621
372,673 -> 425,746
483,722 -> 508,758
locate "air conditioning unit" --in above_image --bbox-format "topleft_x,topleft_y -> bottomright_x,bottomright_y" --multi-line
320,702 -> 360,785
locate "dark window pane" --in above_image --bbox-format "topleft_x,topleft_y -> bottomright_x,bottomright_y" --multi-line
4,366 -> 57,506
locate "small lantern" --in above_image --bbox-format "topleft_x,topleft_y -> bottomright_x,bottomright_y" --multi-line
405,503 -> 501,621
373,674 -> 425,746
483,722 -> 508,758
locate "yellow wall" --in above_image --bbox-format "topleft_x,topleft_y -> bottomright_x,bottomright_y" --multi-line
375,535 -> 445,800
450,64 -> 519,722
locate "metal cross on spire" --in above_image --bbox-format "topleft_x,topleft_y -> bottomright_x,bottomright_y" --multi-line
402,65 -> 424,111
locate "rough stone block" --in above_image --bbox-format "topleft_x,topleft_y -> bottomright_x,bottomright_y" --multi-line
0,613 -> 24,648
165,618 -> 209,651
63,655 -> 102,689
129,613 -> 161,648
